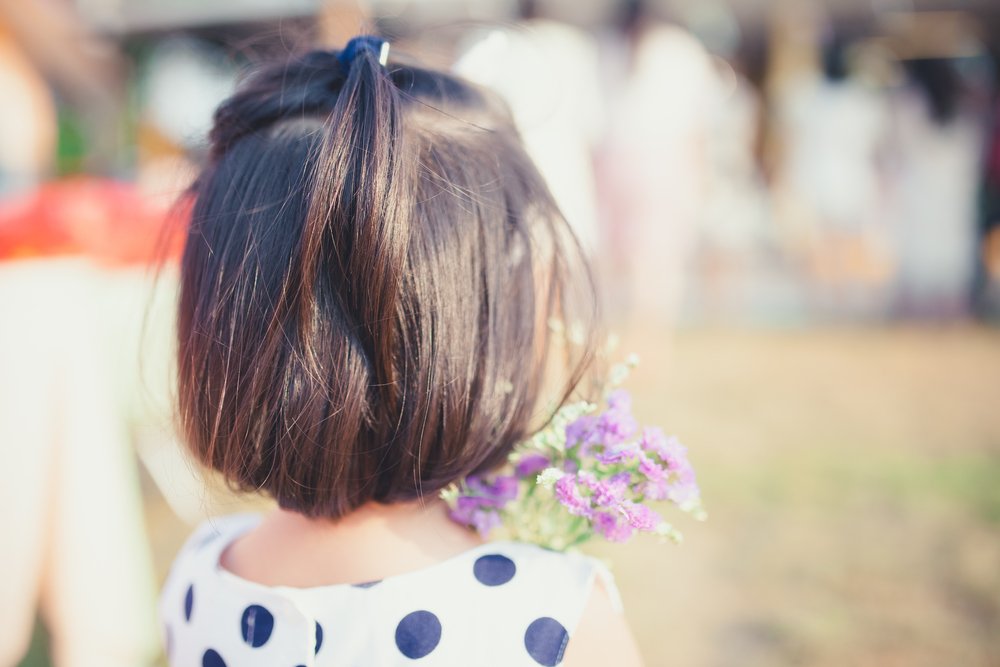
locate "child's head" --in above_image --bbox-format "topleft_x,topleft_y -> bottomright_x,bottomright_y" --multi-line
177,38 -> 596,519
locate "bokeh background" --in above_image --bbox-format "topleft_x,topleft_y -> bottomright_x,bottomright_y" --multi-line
1,0 -> 999,665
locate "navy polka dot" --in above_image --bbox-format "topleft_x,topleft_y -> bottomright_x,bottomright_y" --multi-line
473,554 -> 516,586
524,617 -> 569,666
315,622 -> 323,653
352,579 -> 381,588
240,604 -> 275,648
202,648 -> 227,667
183,585 -> 194,622
394,610 -> 441,659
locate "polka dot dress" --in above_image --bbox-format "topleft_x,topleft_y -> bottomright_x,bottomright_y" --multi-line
159,515 -> 622,666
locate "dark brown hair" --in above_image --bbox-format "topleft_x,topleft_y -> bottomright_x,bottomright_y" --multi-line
177,43 -> 597,519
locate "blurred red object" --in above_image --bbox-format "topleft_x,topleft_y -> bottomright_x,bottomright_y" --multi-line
0,177 -> 188,265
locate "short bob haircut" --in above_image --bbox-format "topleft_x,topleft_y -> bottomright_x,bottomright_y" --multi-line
177,44 -> 597,520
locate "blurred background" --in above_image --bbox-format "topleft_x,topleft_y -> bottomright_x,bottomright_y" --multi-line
1,0 -> 999,665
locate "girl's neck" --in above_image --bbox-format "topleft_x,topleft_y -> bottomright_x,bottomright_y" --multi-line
220,498 -> 485,588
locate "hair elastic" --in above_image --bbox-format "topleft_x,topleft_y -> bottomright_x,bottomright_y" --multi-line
339,35 -> 390,69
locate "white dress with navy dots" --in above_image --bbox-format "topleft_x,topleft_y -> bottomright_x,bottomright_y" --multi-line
159,514 -> 622,667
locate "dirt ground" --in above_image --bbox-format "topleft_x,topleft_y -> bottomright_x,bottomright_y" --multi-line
590,325 -> 1000,666
22,325 -> 1000,666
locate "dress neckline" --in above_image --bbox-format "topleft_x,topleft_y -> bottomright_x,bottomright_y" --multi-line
205,513 -> 519,595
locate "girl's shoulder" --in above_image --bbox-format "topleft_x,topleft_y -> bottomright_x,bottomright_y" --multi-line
159,514 -> 622,666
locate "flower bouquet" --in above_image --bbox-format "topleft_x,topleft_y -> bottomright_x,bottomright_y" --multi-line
442,356 -> 706,551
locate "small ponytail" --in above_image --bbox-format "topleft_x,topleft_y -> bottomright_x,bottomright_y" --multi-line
300,37 -> 409,410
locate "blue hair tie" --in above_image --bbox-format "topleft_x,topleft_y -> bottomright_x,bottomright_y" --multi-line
339,35 -> 390,69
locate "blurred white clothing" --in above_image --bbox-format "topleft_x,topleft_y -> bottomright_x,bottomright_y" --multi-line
775,75 -> 889,233
888,89 -> 982,314
454,21 -> 604,252
0,259 -> 160,667
600,25 -> 717,324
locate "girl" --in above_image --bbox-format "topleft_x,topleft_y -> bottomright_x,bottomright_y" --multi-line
159,36 -> 643,666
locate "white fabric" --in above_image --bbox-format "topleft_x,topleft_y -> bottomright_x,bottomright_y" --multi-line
888,88 -> 982,308
160,514 -> 619,667
599,25 -> 717,324
0,259 -> 160,667
454,21 -> 604,253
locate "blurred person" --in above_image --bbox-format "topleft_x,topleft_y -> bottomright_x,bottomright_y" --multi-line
0,12 -> 156,667
0,7 -> 165,666
694,56 -> 778,321
0,0 -> 123,173
159,37 -> 641,667
598,16 -> 717,325
888,55 -> 988,318
0,22 -> 54,194
453,12 -> 605,253
0,180 -> 172,667
0,21 -> 58,666
769,29 -> 894,318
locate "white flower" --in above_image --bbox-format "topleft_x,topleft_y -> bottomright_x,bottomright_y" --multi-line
654,522 -> 684,544
536,468 -> 565,489
439,483 -> 459,504
608,363 -> 630,386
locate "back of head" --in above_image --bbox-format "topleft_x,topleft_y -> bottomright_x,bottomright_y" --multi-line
176,39 -> 596,519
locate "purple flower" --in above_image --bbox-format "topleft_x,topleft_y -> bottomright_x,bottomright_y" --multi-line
446,367 -> 704,546
554,475 -> 593,518
574,471 -> 621,507
609,471 -> 632,486
639,427 -> 667,454
596,406 -> 637,446
470,509 -> 502,534
465,474 -> 519,508
660,456 -> 700,506
606,389 -> 632,411
590,478 -> 628,508
449,496 -> 503,535
450,473 -> 521,535
636,454 -> 668,500
565,415 -> 600,451
619,501 -> 661,531
637,430 -> 701,505
593,511 -> 634,542
639,482 -> 664,501
638,454 -> 666,483
672,460 -> 697,485
666,476 -> 701,506
566,393 -> 638,451
596,443 -> 641,465
642,429 -> 689,471
515,454 -> 550,478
